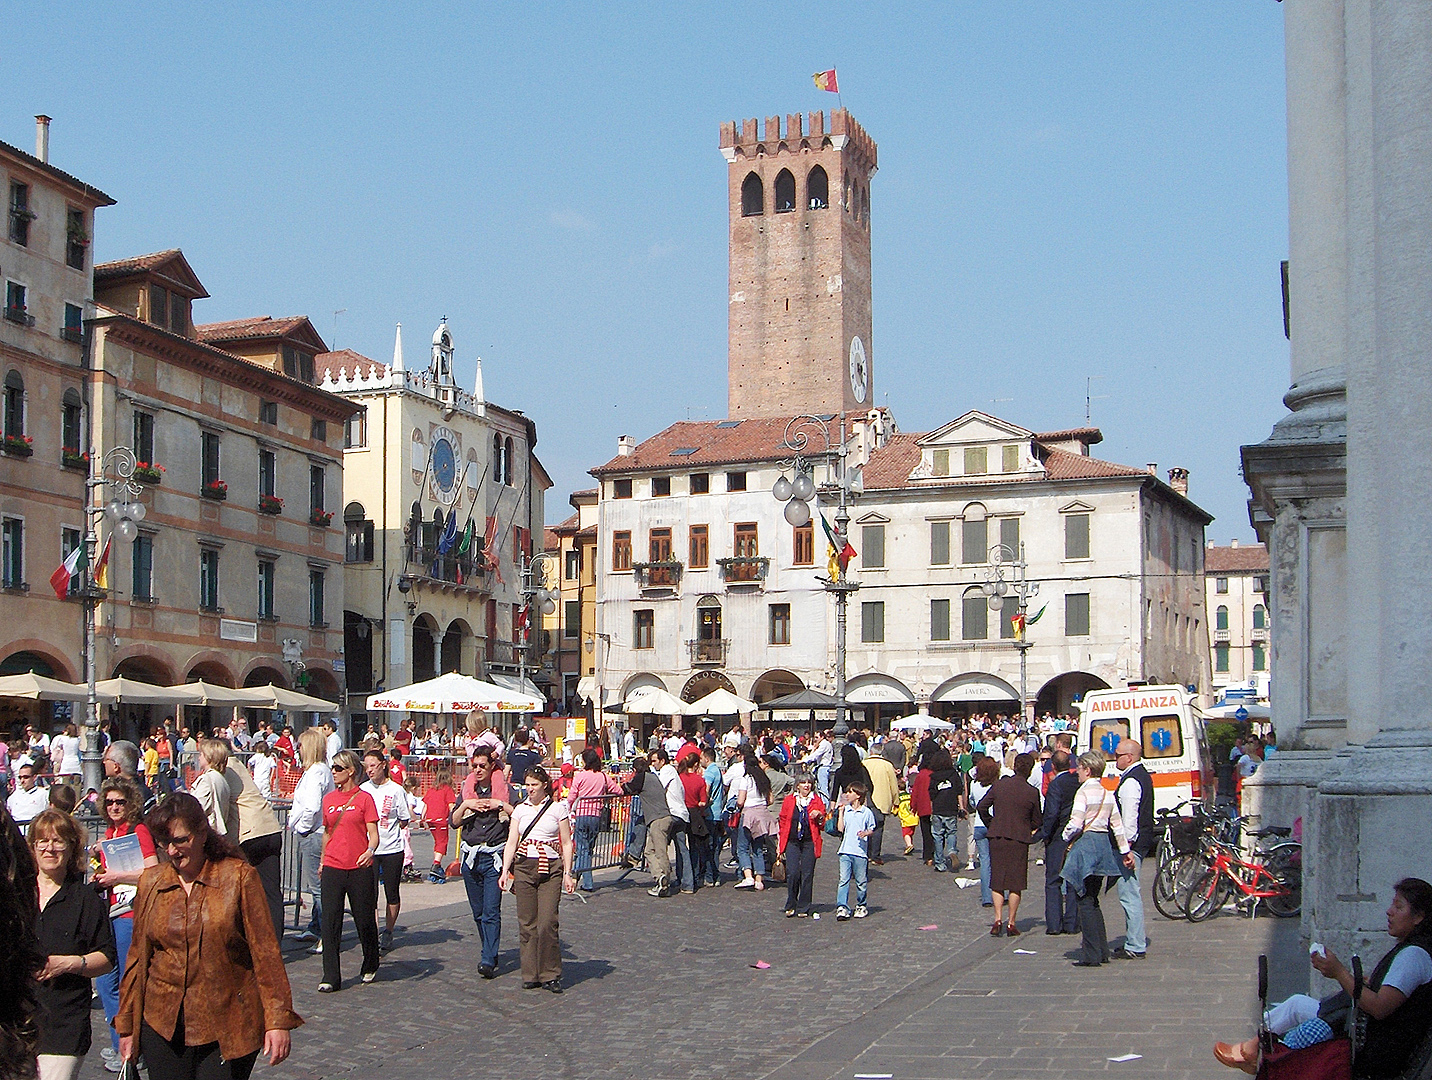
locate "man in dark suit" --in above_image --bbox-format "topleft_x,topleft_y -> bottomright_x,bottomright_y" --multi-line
1113,739 -> 1156,958
1039,750 -> 1080,934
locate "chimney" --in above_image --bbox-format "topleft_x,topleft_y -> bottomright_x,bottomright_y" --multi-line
35,115 -> 50,163
1167,467 -> 1189,496
1230,539 -> 1239,549
1146,462 -> 1158,476
617,435 -> 636,457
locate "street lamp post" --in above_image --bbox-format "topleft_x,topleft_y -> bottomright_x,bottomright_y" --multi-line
981,543 -> 1039,725
82,447 -> 151,794
773,413 -> 862,745
517,551 -> 558,713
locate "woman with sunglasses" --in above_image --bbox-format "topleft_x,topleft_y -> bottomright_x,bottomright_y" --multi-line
32,807 -> 115,1080
91,779 -> 159,1072
116,792 -> 299,1080
318,750 -> 380,992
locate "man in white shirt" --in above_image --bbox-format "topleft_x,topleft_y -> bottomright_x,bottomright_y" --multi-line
362,748 -> 411,953
801,733 -> 834,799
653,748 -> 692,893
7,763 -> 49,826
662,729 -> 685,758
324,720 -> 342,764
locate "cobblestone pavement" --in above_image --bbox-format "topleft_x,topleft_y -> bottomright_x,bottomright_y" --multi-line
80,839 -> 1303,1080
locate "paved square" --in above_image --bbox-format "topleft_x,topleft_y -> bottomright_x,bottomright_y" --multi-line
81,843 -> 1302,1080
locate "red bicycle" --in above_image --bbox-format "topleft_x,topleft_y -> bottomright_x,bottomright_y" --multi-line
1183,837 -> 1301,921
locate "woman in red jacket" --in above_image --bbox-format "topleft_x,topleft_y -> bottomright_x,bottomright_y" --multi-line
777,775 -> 826,918
909,764 -> 934,865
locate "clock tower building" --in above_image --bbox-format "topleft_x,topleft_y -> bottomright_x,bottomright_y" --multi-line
721,109 -> 877,419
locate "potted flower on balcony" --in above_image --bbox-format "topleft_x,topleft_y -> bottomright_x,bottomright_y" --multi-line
310,507 -> 333,528
2,434 -> 33,457
201,479 -> 228,501
258,494 -> 283,515
132,462 -> 164,484
61,448 -> 88,470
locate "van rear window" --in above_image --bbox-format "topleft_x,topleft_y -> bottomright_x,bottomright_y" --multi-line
1141,714 -> 1184,760
1090,719 -> 1130,757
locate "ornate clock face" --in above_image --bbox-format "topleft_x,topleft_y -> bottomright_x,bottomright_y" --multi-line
849,336 -> 868,404
432,437 -> 457,497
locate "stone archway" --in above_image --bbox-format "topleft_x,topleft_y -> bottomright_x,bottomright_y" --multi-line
1036,671 -> 1111,718
680,670 -> 736,703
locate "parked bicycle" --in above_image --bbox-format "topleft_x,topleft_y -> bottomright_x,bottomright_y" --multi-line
1182,826 -> 1301,921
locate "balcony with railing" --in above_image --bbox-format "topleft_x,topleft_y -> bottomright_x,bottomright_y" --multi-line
633,560 -> 683,595
406,541 -> 486,592
717,556 -> 768,587
687,638 -> 730,666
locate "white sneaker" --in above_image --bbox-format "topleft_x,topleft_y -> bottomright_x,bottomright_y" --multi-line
836,906 -> 851,920
310,940 -> 323,954
853,904 -> 869,918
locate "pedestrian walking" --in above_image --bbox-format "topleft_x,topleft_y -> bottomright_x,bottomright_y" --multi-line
499,766 -> 575,992
1059,750 -> 1135,967
1038,749 -> 1080,935
732,744 -> 776,891
117,793 -> 300,1078
909,759 -> 934,864
288,727 -> 333,948
968,756 -> 999,908
450,746 -> 512,979
32,807 -> 116,1080
317,751 -> 380,992
926,749 -> 964,872
421,761 -> 457,883
977,752 -> 1043,937
189,739 -> 239,845
834,782 -> 875,920
777,775 -> 825,917
360,748 -> 411,954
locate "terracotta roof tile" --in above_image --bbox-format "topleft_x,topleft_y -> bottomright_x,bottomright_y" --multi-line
861,435 -> 1148,490
1205,544 -> 1268,573
315,349 -> 385,382
0,138 -> 114,206
1035,426 -> 1103,446
94,249 -> 184,278
195,315 -> 314,343
551,511 -> 579,531
589,414 -> 863,477
543,528 -> 561,551
862,434 -> 922,489
1040,447 -> 1149,481
575,525 -> 597,539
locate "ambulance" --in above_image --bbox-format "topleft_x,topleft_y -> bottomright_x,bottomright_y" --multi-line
1075,683 -> 1214,811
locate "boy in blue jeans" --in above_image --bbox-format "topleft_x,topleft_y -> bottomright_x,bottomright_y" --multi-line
836,781 -> 876,920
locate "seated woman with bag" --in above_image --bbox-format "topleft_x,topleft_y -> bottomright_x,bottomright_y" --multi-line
1214,877 -> 1432,1077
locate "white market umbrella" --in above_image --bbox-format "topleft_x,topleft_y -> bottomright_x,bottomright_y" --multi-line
94,677 -> 202,705
0,673 -> 115,702
683,687 -> 758,716
233,685 -> 341,713
622,686 -> 688,716
889,716 -> 957,732
1204,701 -> 1271,720
170,680 -> 258,706
366,671 -> 542,714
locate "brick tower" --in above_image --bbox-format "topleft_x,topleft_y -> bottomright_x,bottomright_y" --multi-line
721,109 -> 877,419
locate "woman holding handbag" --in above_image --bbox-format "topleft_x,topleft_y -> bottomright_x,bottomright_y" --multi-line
1058,750 -> 1135,967
499,766 -> 575,993
777,775 -> 825,917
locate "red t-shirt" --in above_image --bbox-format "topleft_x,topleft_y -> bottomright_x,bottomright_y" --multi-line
388,759 -> 407,787
321,788 -> 378,870
394,729 -> 414,752
679,771 -> 708,810
422,784 -> 457,829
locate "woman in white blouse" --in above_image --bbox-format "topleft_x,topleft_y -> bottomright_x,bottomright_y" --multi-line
1058,750 -> 1136,967
500,766 -> 575,993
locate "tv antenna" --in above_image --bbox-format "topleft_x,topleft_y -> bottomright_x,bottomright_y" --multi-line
1085,376 -> 1108,424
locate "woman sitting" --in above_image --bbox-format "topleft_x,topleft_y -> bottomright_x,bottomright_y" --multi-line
1215,877 -> 1432,1077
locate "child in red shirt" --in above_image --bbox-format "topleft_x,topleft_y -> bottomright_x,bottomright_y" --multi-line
421,762 -> 457,884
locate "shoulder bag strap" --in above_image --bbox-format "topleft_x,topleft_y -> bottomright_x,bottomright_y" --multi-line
517,799 -> 555,846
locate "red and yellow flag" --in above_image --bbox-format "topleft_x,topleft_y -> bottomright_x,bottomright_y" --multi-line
812,69 -> 839,93
94,536 -> 112,590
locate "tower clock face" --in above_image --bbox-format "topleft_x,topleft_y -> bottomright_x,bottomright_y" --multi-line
431,433 -> 458,502
849,336 -> 869,404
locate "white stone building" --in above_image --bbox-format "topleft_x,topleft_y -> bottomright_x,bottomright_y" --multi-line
588,410 -> 1212,734
1205,541 -> 1270,695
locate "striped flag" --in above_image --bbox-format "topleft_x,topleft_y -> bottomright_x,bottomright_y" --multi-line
49,543 -> 84,599
94,537 -> 112,590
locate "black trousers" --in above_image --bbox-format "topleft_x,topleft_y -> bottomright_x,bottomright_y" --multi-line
140,1019 -> 257,1080
321,864 -> 380,987
783,837 -> 818,913
241,832 -> 284,940
918,815 -> 934,861
1076,875 -> 1109,964
1044,839 -> 1078,933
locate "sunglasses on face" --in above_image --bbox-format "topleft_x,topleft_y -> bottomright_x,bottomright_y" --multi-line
105,798 -> 128,807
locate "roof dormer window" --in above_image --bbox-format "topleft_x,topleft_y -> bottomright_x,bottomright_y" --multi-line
283,344 -> 314,383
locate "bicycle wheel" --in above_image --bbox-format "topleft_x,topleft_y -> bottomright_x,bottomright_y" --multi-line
1185,866 -> 1232,922
1263,846 -> 1302,918
1153,854 -> 1191,920
1171,848 -> 1215,913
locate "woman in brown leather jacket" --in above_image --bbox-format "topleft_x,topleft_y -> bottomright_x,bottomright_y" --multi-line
117,793 -> 301,1080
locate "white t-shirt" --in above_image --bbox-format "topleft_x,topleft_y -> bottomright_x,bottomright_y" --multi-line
658,763 -> 689,821
7,784 -> 49,824
251,754 -> 277,799
969,779 -> 991,819
50,734 -> 81,775
510,798 -> 570,848
1383,945 -> 1432,996
733,773 -> 768,811
361,779 -> 411,855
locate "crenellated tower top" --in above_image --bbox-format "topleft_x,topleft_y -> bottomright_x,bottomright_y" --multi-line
719,109 -> 877,174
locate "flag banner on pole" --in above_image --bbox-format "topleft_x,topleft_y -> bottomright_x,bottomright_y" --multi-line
457,519 -> 473,555
819,512 -> 857,575
49,544 -> 83,599
437,511 -> 459,554
827,542 -> 840,581
1011,613 -> 1026,641
812,69 -> 839,93
94,537 -> 112,590
1027,603 -> 1047,625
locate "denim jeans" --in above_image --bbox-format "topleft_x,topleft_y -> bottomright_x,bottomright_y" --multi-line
673,822 -> 695,891
96,914 -> 133,1052
973,825 -> 993,905
930,814 -> 961,870
298,830 -> 324,934
1115,852 -> 1146,953
702,819 -> 725,883
836,853 -> 868,910
461,847 -> 504,969
736,824 -> 766,876
572,815 -> 600,890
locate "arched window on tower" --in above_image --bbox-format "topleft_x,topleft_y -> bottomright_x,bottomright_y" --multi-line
843,176 -> 852,214
492,433 -> 503,485
861,185 -> 870,227
774,169 -> 796,213
807,166 -> 828,209
504,436 -> 514,486
741,172 -> 763,217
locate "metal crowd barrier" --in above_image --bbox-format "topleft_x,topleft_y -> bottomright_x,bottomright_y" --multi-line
573,793 -> 638,875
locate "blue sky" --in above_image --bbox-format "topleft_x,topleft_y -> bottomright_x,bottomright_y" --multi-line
8,3 -> 1289,537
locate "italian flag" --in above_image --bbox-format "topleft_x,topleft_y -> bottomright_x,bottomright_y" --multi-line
50,542 -> 85,599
